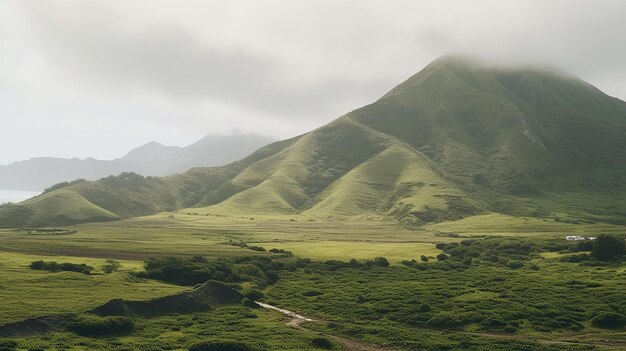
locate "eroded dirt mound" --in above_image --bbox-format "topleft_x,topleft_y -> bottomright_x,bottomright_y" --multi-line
91,280 -> 243,317
0,316 -> 65,337
0,280 -> 242,336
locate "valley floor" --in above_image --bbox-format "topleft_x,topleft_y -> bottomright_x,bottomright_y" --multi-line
0,212 -> 625,350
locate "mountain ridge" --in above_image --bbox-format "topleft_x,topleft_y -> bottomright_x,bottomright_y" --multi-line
0,134 -> 274,191
2,56 -> 626,227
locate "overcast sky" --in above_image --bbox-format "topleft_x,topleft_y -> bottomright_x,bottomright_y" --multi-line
1,0 -> 625,165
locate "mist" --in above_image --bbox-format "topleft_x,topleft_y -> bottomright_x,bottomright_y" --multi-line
2,0 -> 626,164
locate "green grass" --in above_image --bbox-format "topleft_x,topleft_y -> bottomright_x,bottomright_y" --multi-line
0,251 -> 183,325
11,306 -> 343,351
426,213 -> 624,237
264,255 -> 626,350
257,241 -> 441,263
0,214 -> 624,350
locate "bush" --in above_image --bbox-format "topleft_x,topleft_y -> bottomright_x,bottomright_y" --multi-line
311,337 -> 333,349
189,341 -> 254,351
506,260 -> 524,269
560,253 -> 590,263
248,246 -> 266,252
244,289 -> 265,301
427,311 -> 462,327
591,234 -> 626,261
435,243 -> 447,250
269,248 -> 293,256
365,257 -> 389,267
241,297 -> 259,308
419,303 -> 431,312
0,341 -> 17,351
102,260 -> 121,274
65,314 -> 135,336
436,254 -> 449,261
591,312 -> 626,329
420,255 -> 429,262
503,325 -> 518,333
30,260 -> 93,275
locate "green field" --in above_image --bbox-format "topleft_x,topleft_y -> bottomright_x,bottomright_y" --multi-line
0,251 -> 183,325
0,211 -> 624,350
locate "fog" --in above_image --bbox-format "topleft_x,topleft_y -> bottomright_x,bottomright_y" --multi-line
1,0 -> 625,164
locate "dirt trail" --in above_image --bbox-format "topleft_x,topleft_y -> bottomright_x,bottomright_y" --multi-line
256,302 -> 390,351
257,302 -> 625,351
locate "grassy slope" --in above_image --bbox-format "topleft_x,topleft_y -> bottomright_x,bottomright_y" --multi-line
2,56 -> 626,227
0,137 -> 300,227
0,251 -> 183,325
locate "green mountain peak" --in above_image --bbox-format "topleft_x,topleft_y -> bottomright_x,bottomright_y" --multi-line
3,57 -> 626,227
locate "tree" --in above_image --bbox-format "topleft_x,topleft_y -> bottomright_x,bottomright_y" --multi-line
591,312 -> 626,328
591,234 -> 625,261
311,337 -> 333,349
102,260 -> 121,274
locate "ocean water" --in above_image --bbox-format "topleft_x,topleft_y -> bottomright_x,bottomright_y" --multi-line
0,190 -> 41,204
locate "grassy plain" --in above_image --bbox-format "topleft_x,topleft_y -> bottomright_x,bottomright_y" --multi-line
0,251 -> 183,325
1,212 -> 625,350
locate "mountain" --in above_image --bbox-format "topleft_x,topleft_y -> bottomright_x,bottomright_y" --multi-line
0,134 -> 274,191
3,56 -> 626,227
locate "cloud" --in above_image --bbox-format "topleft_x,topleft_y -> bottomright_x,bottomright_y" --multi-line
1,0 -> 626,164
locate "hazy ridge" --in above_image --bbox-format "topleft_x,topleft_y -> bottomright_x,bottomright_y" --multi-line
3,56 -> 626,227
0,134 -> 274,191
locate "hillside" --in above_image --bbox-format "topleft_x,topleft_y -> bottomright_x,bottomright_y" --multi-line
2,56 -> 626,227
0,134 -> 274,191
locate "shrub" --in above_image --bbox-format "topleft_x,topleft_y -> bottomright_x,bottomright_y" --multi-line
102,260 -> 121,274
269,248 -> 292,256
189,341 -> 254,351
65,314 -> 135,336
503,325 -> 518,333
30,260 -> 93,275
401,260 -> 417,268
420,255 -> 429,262
427,311 -> 462,327
311,337 -> 333,349
506,260 -> 524,269
0,340 -> 17,351
241,297 -> 259,308
560,253 -> 590,263
248,246 -> 266,252
591,234 -> 626,261
303,290 -> 323,297
419,303 -> 431,312
365,257 -> 389,267
244,289 -> 264,301
591,312 -> 626,328
436,254 -> 449,261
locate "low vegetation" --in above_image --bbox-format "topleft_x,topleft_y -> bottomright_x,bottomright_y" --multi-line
64,314 -> 135,336
29,260 -> 94,275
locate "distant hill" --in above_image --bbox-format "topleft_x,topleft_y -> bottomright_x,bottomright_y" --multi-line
3,56 -> 626,227
0,134 -> 274,191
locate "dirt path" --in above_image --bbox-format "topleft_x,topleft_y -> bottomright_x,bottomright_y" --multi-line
257,302 -> 625,351
256,302 -> 390,351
